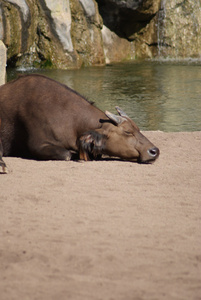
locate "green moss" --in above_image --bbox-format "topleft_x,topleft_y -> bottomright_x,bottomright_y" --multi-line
40,57 -> 53,68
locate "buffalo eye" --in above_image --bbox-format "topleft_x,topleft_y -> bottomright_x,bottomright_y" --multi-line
124,131 -> 133,136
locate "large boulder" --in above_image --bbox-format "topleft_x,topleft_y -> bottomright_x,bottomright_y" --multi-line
101,25 -> 135,64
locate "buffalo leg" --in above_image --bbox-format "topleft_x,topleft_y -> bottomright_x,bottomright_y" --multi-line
0,140 -> 7,174
0,119 -> 8,174
0,158 -> 7,174
31,143 -> 72,161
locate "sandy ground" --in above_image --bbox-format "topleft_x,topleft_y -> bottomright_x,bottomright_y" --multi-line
0,131 -> 201,300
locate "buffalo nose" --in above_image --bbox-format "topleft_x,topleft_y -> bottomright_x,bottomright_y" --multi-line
147,147 -> 159,158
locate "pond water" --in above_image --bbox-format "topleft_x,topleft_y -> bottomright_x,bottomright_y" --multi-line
7,61 -> 201,132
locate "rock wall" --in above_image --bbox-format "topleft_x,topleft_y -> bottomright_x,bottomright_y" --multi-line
0,0 -> 104,69
0,0 -> 200,69
101,0 -> 201,60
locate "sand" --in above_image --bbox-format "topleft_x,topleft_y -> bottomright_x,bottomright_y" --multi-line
0,131 -> 201,300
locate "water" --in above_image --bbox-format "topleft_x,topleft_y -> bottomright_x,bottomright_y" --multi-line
7,61 -> 201,132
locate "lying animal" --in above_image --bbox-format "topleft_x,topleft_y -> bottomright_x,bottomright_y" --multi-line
0,74 -> 159,173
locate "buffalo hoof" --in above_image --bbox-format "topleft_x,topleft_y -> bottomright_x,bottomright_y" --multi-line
0,164 -> 8,174
64,151 -> 72,161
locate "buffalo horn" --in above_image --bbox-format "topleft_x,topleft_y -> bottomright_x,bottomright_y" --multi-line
105,110 -> 125,125
115,106 -> 129,118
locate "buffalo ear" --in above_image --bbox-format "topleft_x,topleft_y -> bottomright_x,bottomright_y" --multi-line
78,131 -> 105,161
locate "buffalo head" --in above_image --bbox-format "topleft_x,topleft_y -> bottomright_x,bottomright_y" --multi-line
78,107 -> 159,163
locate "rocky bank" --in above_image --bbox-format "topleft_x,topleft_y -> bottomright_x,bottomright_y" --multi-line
0,0 -> 200,69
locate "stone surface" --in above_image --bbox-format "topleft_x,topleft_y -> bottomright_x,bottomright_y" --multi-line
70,0 -> 105,67
157,0 -> 201,58
79,0 -> 96,17
0,40 -> 6,85
7,0 -> 29,22
0,0 -> 104,69
0,0 -> 200,68
102,25 -> 135,63
44,0 -> 73,52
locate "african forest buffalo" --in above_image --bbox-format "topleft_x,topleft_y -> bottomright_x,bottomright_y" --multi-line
0,74 -> 159,173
